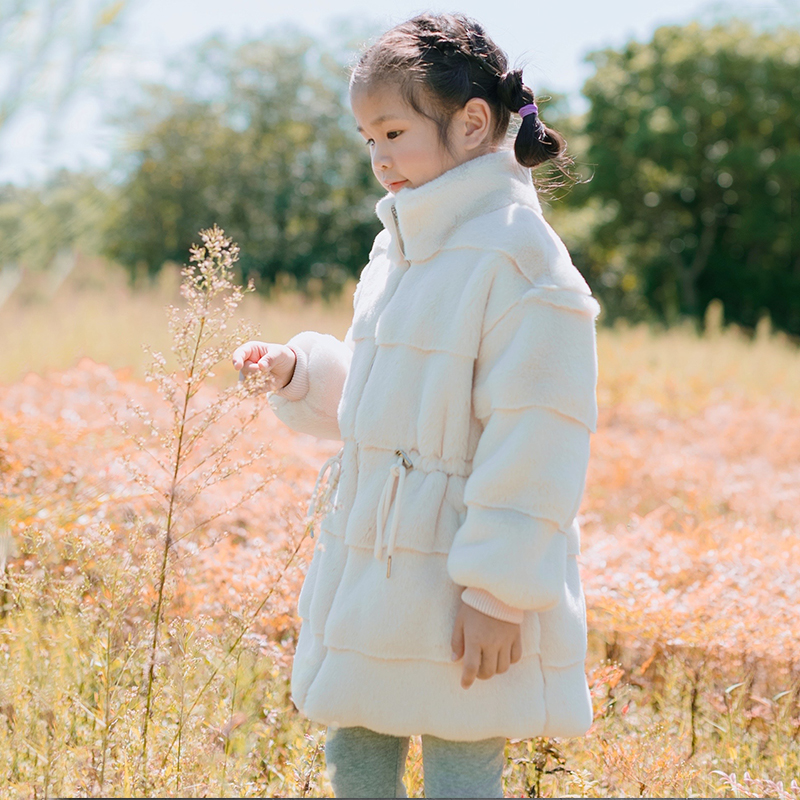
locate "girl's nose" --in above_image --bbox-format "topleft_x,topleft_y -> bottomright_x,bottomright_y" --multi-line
371,144 -> 391,172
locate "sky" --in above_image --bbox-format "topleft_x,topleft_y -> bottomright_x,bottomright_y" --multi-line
0,0 -> 792,185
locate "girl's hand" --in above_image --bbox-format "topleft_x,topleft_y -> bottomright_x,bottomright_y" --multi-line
451,600 -> 522,689
232,341 -> 297,390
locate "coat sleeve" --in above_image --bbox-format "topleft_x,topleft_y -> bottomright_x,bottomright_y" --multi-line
446,282 -> 600,612
266,325 -> 354,441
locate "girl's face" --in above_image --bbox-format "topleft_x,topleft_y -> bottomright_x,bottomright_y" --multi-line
351,84 -> 465,193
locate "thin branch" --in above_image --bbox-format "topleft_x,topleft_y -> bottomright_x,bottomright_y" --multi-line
170,477 -> 273,547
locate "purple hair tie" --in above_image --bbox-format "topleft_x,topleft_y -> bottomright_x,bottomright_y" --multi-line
519,103 -> 538,118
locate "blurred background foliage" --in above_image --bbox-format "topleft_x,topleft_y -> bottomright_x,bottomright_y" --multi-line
564,20 -> 800,334
0,0 -> 125,280
1,7 -> 799,332
102,34 -> 382,297
0,0 -> 126,136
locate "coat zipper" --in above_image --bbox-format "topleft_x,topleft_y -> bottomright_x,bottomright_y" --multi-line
391,204 -> 406,259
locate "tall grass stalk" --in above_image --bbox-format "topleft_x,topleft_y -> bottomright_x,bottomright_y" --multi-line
119,226 -> 272,792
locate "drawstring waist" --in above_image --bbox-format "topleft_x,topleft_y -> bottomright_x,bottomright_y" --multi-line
306,446 -> 414,578
375,449 -> 413,578
306,445 -> 578,580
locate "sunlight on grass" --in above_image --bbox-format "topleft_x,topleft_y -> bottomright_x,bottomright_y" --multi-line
1,253 -> 799,797
597,314 -> 800,414
2,255 -> 797,414
0,255 -> 357,387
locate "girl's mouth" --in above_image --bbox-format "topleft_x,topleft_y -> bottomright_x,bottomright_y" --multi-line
387,180 -> 408,192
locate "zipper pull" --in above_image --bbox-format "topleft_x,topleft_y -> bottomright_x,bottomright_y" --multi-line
390,204 -> 406,259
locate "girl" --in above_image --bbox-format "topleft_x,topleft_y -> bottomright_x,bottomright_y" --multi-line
232,13 -> 600,798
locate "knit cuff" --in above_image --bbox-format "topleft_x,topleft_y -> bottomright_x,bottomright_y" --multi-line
273,346 -> 309,401
461,587 -> 524,625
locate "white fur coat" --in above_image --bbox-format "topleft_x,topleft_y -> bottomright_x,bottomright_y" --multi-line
267,149 -> 600,741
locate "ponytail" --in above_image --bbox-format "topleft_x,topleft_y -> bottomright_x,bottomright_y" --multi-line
496,69 -> 568,169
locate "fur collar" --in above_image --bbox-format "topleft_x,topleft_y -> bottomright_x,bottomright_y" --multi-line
374,148 -> 542,263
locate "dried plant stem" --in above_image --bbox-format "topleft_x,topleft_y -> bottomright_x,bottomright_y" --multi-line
0,559 -> 8,620
175,675 -> 185,794
140,302 -> 208,788
108,225 -> 267,792
0,521 -> 10,620
98,620 -> 113,792
220,651 -> 241,793
297,723 -> 324,798
687,659 -> 704,759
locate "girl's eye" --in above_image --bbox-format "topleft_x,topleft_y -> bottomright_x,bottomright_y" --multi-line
387,130 -> 401,140
364,138 -> 375,147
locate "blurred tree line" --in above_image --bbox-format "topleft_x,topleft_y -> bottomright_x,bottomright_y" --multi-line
560,19 -> 800,335
102,33 -> 380,297
2,16 -> 799,334
0,0 -> 125,277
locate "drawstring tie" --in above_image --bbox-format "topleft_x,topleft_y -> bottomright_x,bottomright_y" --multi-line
306,447 -> 343,538
375,449 -> 413,578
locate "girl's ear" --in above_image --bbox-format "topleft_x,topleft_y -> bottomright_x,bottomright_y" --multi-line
459,97 -> 493,152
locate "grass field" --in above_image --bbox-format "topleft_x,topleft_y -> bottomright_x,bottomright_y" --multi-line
1,251 -> 799,798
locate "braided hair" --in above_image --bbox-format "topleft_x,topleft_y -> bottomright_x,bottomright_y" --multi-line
350,13 -> 568,170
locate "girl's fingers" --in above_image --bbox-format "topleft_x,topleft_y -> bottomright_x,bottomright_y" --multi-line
496,646 -> 511,675
257,354 -> 273,373
510,634 -> 522,664
450,615 -> 465,662
231,343 -> 255,371
232,341 -> 268,371
461,643 -> 481,689
477,648 -> 497,680
258,356 -> 282,389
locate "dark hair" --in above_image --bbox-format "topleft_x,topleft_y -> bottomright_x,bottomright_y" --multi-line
350,13 -> 570,174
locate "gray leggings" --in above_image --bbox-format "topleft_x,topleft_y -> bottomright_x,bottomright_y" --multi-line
323,725 -> 506,798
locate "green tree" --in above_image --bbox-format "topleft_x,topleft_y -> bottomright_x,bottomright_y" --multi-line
104,33 -> 381,295
567,20 -> 800,334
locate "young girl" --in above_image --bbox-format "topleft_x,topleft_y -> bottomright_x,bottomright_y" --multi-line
232,13 -> 600,798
